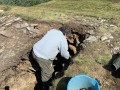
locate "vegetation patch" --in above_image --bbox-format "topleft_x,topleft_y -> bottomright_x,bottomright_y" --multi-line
0,0 -> 51,6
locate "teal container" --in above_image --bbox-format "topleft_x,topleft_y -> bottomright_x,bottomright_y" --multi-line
67,74 -> 101,90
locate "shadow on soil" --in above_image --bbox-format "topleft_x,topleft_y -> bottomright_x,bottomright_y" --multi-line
103,52 -> 120,78
56,77 -> 71,90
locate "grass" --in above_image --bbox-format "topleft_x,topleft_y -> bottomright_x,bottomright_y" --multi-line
0,0 -> 120,24
88,41 -> 112,65
73,41 -> 112,66
54,41 -> 112,89
0,0 -> 119,89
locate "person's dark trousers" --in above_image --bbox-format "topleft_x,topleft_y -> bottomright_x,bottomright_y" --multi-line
42,81 -> 50,90
32,51 -> 54,90
42,74 -> 54,90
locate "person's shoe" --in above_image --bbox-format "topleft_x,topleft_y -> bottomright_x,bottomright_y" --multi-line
34,83 -> 43,90
42,82 -> 50,90
42,85 -> 49,90
55,72 -> 64,79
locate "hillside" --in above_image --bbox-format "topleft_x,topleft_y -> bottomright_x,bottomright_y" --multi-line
0,0 -> 120,90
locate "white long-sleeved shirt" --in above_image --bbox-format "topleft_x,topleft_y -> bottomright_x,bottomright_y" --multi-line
33,29 -> 70,60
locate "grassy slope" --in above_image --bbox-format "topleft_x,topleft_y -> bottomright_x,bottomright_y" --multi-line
0,0 -> 120,89
0,0 -> 120,23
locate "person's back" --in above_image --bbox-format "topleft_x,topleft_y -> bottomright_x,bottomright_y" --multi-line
33,29 -> 69,60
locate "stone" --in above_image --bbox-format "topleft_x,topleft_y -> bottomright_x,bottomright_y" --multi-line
105,40 -> 110,43
27,26 -> 32,31
110,44 -> 114,48
0,27 -> 5,31
30,24 -> 38,29
109,35 -> 114,39
69,44 -> 77,54
67,37 -> 74,44
21,22 -> 29,28
0,10 -> 4,13
100,36 -> 108,41
114,46 -> 119,51
100,33 -> 114,41
5,22 -> 12,26
14,17 -> 22,21
15,24 -> 21,29
31,29 -> 40,34
110,24 -> 117,27
85,36 -> 97,43
88,30 -> 95,35
0,46 -> 5,54
23,29 -> 27,34
0,30 -> 13,38
100,19 -> 106,23
73,34 -> 80,44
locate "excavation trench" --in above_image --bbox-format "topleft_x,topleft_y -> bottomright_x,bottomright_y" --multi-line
0,16 -> 96,90
27,28 -> 89,90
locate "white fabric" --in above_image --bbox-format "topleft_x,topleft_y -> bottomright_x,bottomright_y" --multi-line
33,29 -> 70,60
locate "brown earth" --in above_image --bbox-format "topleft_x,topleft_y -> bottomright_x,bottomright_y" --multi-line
0,15 -> 120,90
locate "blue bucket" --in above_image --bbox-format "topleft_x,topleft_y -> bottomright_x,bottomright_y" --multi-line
67,74 -> 101,90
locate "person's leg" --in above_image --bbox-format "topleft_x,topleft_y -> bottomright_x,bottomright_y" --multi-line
37,60 -> 54,90
32,51 -> 54,90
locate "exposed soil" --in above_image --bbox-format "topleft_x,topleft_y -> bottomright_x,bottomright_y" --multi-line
0,16 -> 120,90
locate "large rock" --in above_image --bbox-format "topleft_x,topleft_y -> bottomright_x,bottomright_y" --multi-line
85,36 -> 98,43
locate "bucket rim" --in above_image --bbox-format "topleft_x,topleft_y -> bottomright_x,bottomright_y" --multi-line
67,74 -> 101,90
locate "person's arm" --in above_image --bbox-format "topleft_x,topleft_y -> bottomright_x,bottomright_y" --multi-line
59,36 -> 70,59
